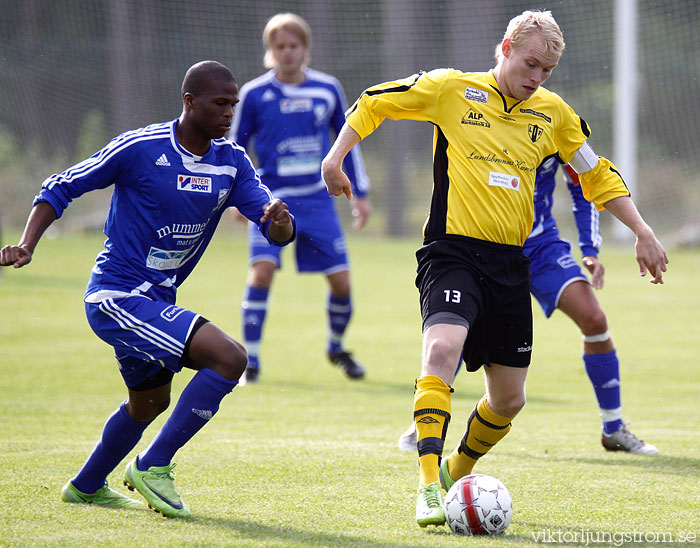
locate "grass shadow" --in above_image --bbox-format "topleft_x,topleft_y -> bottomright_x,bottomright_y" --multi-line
501,451 -> 700,478
187,514 -> 449,548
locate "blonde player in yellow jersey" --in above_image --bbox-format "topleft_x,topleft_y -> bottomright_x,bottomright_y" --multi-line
322,9 -> 668,528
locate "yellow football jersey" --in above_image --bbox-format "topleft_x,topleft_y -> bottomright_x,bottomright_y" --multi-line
346,69 -> 629,246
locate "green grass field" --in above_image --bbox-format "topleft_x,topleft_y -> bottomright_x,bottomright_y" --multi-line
1,228 -> 698,548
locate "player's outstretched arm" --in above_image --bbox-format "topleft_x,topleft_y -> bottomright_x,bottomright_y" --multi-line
322,124 -> 362,200
603,196 -> 669,284
0,202 -> 57,269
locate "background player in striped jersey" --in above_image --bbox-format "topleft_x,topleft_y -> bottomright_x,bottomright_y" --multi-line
323,10 -> 667,528
398,160 -> 658,454
230,13 -> 371,383
0,61 -> 295,517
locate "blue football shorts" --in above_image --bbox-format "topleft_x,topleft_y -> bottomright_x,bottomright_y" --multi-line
248,194 -> 348,274
85,294 -> 202,388
526,238 -> 590,318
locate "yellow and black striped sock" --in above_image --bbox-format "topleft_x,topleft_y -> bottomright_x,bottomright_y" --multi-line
413,375 -> 452,486
445,395 -> 513,482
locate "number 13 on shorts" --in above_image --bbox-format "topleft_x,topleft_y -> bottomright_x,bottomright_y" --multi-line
444,289 -> 462,303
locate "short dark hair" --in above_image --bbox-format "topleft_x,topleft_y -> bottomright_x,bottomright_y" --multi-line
181,60 -> 236,97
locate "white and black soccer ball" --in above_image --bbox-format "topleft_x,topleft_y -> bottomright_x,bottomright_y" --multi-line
443,473 -> 513,535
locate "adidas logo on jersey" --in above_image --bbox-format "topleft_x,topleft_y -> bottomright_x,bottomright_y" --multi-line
155,154 -> 170,166
261,89 -> 276,102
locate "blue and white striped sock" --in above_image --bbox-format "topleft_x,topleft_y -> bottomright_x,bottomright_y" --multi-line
327,293 -> 352,355
241,285 -> 269,371
583,350 -> 623,435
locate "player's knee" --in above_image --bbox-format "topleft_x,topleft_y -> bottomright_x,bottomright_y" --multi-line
490,393 -> 526,418
328,275 -> 351,297
580,308 -> 608,335
422,338 -> 461,384
212,338 -> 248,381
151,396 -> 171,417
424,337 -> 460,370
126,395 -> 170,422
248,262 -> 275,287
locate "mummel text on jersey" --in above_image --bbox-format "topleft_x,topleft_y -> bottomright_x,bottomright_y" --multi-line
34,119 -> 294,303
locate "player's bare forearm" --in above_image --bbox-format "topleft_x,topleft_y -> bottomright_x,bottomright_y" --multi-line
322,124 -> 361,200
261,199 -> 294,243
0,202 -> 57,268
604,196 -> 669,284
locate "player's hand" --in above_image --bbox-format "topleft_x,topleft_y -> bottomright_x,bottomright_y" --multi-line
635,231 -> 669,284
321,161 -> 353,200
582,255 -> 605,289
0,244 -> 33,268
260,199 -> 292,226
351,197 -> 371,229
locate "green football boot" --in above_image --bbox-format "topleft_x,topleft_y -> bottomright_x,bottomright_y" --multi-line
60,480 -> 142,507
415,481 -> 446,527
439,458 -> 456,492
124,458 -> 190,518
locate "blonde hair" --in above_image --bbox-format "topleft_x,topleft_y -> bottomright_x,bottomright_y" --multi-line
262,13 -> 312,69
499,10 -> 565,60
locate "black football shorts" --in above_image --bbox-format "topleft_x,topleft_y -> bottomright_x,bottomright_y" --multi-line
415,236 -> 533,372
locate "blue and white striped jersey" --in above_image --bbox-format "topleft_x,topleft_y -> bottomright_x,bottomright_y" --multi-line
230,68 -> 370,200
526,158 -> 601,258
34,119 -> 293,303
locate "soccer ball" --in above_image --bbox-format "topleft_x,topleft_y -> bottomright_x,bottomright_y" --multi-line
443,473 -> 513,535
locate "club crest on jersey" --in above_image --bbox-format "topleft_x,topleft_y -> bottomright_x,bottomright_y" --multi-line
461,109 -> 491,127
464,87 -> 488,104
528,123 -> 544,143
177,175 -> 212,193
280,97 -> 313,113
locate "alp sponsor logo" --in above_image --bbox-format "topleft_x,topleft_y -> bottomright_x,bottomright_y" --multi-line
461,109 -> 490,127
177,175 -> 212,193
464,86 -> 488,104
528,123 -> 544,143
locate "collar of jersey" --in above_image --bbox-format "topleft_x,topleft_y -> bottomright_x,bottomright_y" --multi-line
169,119 -> 205,162
487,70 -> 526,113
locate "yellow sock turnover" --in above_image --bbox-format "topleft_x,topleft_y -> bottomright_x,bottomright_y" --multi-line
445,395 -> 513,481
